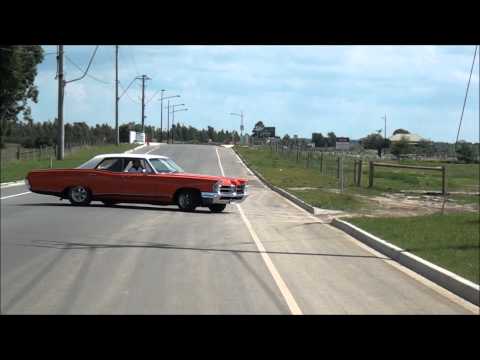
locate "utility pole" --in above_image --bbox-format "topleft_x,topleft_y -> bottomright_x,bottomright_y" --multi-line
167,100 -> 170,143
381,113 -> 387,139
137,74 -> 151,133
170,105 -> 187,143
57,45 -> 65,160
115,45 -> 119,145
160,89 -> 165,142
240,111 -> 244,136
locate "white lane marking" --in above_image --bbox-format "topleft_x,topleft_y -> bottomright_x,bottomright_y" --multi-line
215,146 -> 302,315
215,147 -> 226,177
232,149 -> 478,313
1,191 -> 32,200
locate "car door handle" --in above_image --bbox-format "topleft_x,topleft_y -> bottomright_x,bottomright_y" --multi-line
88,173 -> 97,176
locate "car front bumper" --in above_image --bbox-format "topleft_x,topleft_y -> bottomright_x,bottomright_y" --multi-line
201,191 -> 248,205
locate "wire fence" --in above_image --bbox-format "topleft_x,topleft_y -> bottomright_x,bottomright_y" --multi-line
0,143 -> 108,169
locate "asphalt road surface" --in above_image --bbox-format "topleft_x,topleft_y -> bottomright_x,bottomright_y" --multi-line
1,144 -> 477,314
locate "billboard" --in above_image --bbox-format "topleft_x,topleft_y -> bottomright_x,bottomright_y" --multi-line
129,131 -> 146,144
335,137 -> 350,150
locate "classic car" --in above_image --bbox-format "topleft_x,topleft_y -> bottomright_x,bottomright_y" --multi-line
25,153 -> 248,213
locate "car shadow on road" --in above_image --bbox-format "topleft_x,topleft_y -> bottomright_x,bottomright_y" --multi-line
14,203 -> 229,214
21,240 -> 389,260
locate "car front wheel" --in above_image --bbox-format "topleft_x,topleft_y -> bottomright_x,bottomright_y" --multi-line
68,185 -> 92,206
208,204 -> 226,213
177,190 -> 199,212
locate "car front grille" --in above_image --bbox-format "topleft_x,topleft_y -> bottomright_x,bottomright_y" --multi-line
219,184 -> 245,195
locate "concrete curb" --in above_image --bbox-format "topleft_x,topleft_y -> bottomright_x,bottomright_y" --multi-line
124,144 -> 148,154
233,148 -> 316,214
331,218 -> 480,306
1,180 -> 26,189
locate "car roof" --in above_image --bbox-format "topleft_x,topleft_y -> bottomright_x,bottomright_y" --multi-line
92,153 -> 169,160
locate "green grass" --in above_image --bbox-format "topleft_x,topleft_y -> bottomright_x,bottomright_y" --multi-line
235,146 -> 479,210
348,212 -> 480,284
289,189 -> 368,211
0,143 -> 137,183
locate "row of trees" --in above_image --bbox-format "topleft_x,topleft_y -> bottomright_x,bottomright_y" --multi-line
3,119 -> 241,148
276,129 -> 478,163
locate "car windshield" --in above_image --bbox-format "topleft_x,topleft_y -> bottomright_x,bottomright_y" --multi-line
149,158 -> 184,173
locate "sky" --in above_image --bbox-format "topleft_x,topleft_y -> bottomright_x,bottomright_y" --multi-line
30,45 -> 479,143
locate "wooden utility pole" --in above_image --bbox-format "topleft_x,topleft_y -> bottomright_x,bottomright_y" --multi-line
115,45 -> 119,145
57,45 -> 65,160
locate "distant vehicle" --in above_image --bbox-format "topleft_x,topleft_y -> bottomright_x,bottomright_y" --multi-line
25,153 -> 248,213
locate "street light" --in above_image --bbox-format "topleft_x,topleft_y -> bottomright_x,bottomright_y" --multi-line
230,111 -> 244,144
170,106 -> 188,143
159,92 -> 180,142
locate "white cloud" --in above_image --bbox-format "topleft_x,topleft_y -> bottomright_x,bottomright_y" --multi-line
30,45 -> 479,142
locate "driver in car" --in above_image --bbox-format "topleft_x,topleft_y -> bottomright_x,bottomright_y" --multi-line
128,159 -> 145,173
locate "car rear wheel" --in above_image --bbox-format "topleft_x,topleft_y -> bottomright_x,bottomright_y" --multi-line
68,185 -> 91,206
177,190 -> 199,212
208,204 -> 226,213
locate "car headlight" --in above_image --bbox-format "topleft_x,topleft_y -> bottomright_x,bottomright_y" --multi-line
213,181 -> 221,193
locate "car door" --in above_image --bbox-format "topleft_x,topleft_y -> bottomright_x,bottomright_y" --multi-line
120,158 -> 161,202
88,157 -> 126,199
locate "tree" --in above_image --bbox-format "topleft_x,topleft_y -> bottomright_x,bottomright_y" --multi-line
326,132 -> 336,147
456,142 -> 474,163
361,133 -> 389,157
282,134 -> 291,145
312,132 -> 326,147
390,136 -> 411,158
0,45 -> 44,147
416,139 -> 434,157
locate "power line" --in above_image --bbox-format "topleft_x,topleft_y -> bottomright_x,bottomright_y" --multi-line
145,88 -> 164,104
119,81 -> 141,104
455,45 -> 478,146
65,45 -> 100,84
64,54 -> 112,85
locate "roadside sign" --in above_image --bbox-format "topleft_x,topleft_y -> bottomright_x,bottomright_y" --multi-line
336,137 -> 350,150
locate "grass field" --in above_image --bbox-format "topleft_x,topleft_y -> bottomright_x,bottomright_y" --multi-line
348,213 -> 480,284
235,146 -> 479,211
0,143 -> 137,183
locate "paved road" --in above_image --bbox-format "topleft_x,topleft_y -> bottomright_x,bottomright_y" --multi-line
1,144 -> 477,314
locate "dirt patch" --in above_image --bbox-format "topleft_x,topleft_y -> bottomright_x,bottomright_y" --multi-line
352,192 -> 478,218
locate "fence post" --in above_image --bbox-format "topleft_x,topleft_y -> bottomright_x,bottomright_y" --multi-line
336,157 -> 340,179
49,156 -> 52,168
441,166 -> 447,195
17,146 -> 20,160
320,153 -> 323,173
353,160 -> 357,185
368,161 -> 374,188
339,156 -> 344,192
358,160 -> 363,186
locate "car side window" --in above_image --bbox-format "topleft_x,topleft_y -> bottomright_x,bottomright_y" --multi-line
123,159 -> 154,173
95,158 -> 124,172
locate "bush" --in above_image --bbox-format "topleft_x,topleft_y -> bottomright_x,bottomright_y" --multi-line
456,143 -> 474,163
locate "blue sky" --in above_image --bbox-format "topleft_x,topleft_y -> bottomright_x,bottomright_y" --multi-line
30,45 -> 479,142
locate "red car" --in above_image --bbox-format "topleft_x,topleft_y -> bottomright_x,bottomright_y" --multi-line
25,153 -> 248,213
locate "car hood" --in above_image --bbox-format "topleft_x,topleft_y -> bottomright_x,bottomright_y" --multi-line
167,172 -> 247,185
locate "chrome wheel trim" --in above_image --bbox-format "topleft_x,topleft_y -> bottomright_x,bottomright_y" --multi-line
179,193 -> 191,208
71,186 -> 88,203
